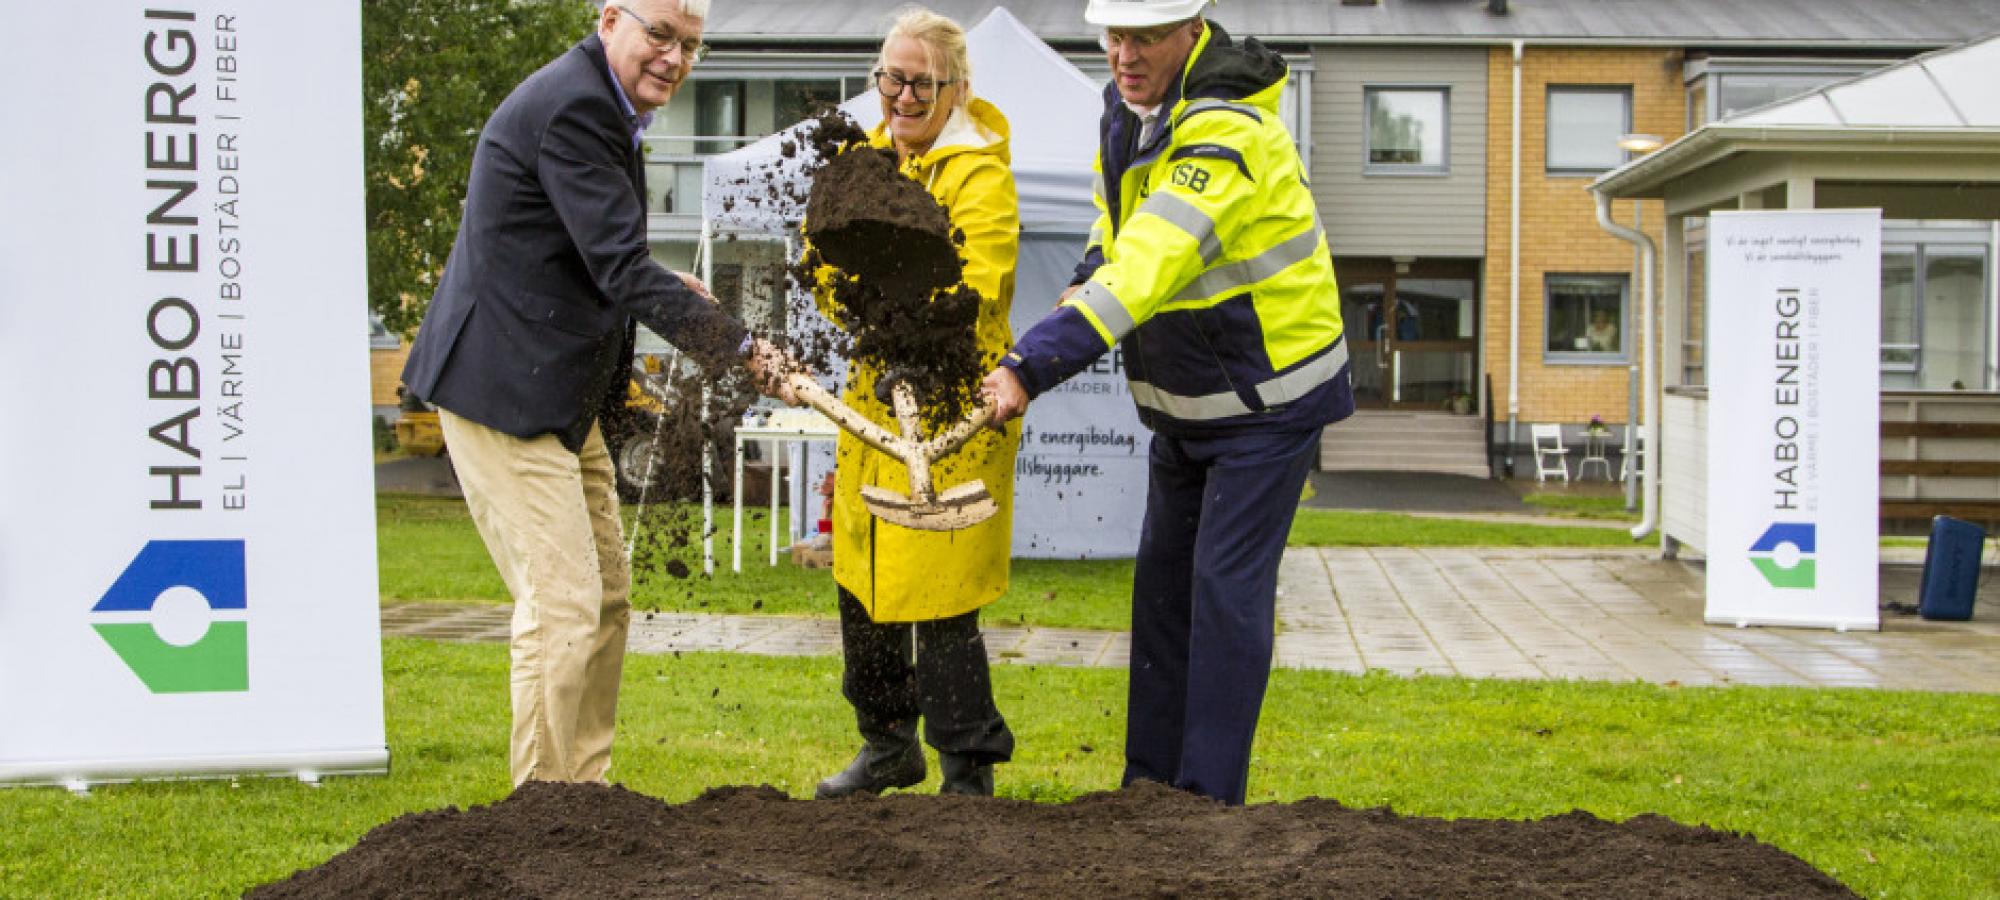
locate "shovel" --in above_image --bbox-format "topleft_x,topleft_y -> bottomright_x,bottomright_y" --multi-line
783,371 -> 998,531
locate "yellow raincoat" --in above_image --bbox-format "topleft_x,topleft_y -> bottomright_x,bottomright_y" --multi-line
818,97 -> 1022,622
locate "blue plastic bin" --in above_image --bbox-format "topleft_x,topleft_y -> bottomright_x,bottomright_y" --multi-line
1918,516 -> 1984,621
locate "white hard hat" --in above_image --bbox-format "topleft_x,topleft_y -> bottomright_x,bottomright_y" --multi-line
1085,0 -> 1213,28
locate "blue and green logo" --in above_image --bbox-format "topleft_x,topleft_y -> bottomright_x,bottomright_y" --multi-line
1749,523 -> 1815,590
92,540 -> 249,693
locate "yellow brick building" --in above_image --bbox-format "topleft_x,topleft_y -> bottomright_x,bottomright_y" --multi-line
1482,47 -> 1681,430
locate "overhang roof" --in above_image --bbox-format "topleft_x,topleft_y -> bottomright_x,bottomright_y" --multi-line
1593,31 -> 2000,197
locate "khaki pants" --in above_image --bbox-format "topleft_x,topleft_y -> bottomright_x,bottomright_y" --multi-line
439,410 -> 630,786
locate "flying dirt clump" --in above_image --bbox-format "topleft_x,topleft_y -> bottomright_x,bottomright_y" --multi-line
792,113 -> 990,431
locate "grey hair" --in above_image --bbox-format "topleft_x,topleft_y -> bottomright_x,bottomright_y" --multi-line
599,0 -> 710,19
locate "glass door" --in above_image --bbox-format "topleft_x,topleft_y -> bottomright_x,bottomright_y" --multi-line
1339,275 -> 1390,407
1336,259 -> 1480,410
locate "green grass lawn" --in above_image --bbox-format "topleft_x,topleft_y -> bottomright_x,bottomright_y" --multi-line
1521,491 -> 1644,521
378,495 -> 1651,630
2,639 -> 1993,898
376,494 -> 1138,630
1288,506 -> 1646,547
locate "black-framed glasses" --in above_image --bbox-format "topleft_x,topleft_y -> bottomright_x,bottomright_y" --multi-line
873,69 -> 956,102
615,5 -> 709,63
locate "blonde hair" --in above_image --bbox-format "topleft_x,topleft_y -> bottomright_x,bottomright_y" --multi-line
877,6 -> 972,108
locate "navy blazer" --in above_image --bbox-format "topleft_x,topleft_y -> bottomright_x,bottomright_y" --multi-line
403,34 -> 747,452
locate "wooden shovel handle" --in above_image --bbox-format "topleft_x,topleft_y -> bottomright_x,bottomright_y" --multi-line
783,373 -> 906,460
784,372 -> 996,467
926,403 -> 996,462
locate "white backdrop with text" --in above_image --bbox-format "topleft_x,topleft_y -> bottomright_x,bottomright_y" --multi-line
1704,210 -> 1880,631
0,2 -> 387,784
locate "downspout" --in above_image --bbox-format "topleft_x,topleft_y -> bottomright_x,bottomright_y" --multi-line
1506,40 -> 1523,471
1594,190 -> 1658,539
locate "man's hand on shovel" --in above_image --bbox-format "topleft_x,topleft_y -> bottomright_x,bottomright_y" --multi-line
745,337 -> 803,406
980,366 -> 1028,427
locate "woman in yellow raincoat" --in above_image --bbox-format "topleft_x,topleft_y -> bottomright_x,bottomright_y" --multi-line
812,7 -> 1022,799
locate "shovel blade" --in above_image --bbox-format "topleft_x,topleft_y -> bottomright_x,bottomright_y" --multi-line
859,481 -> 998,532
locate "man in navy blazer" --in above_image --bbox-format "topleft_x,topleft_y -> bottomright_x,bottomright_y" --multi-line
402,0 -> 788,785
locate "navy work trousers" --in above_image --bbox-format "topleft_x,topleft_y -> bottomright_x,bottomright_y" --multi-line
1122,426 -> 1319,805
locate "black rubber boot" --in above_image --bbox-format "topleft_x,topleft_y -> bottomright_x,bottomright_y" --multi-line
938,751 -> 994,797
815,720 -> 925,799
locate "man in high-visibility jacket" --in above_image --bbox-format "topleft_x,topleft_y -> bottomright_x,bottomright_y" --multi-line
982,0 -> 1352,806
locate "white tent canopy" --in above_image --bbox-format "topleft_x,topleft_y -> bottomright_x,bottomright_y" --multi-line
698,6 -> 1150,560
700,5 -> 1102,234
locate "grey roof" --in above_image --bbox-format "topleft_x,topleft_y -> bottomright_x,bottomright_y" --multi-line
703,0 -> 2000,47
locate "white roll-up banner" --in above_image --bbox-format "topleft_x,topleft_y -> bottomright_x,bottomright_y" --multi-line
0,2 -> 388,785
1704,210 -> 1880,631
1009,236 -> 1149,559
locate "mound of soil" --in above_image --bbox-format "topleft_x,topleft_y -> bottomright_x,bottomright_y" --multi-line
251,781 -> 1856,899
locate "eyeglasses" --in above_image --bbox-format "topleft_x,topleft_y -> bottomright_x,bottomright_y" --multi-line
873,69 -> 956,102
1098,22 -> 1185,52
615,5 -> 709,63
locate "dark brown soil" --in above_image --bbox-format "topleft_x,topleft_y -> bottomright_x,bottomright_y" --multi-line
804,145 -> 961,298
609,363 -> 783,601
794,116 -> 989,430
250,781 -> 1856,899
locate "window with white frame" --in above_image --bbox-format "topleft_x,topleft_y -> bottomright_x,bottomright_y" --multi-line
1545,274 -> 1629,363
1364,86 -> 1447,174
1682,217 -> 1707,386
1880,232 -> 1994,391
1546,86 -> 1630,175
640,60 -> 876,221
694,80 -> 746,155
1678,219 -> 1994,390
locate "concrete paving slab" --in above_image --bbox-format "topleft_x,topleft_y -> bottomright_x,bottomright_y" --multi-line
378,546 -> 2000,693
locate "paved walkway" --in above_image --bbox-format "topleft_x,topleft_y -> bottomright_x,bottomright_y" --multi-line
382,548 -> 2000,693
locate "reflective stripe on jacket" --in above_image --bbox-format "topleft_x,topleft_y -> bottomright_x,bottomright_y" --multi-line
1004,22 -> 1353,437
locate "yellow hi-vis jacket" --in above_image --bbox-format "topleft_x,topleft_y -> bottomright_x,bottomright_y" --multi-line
1001,21 -> 1353,437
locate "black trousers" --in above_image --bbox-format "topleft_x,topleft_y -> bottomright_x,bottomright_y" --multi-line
1123,426 -> 1319,806
837,587 -> 1014,763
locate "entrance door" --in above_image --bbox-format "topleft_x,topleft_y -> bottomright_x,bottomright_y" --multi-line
1337,259 -> 1480,410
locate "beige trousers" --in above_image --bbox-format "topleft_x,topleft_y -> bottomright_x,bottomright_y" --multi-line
439,409 -> 630,786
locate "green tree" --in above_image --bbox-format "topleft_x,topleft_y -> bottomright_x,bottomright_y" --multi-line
362,0 -> 600,333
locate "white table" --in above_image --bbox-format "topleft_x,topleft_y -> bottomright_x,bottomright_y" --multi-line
725,408 -> 838,572
1578,429 -> 1615,481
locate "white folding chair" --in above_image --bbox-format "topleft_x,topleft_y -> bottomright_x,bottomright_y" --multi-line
1531,423 -> 1570,483
1619,424 -> 1644,482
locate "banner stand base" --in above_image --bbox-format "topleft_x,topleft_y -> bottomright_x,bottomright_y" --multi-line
0,747 -> 390,791
1702,614 -> 1881,632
